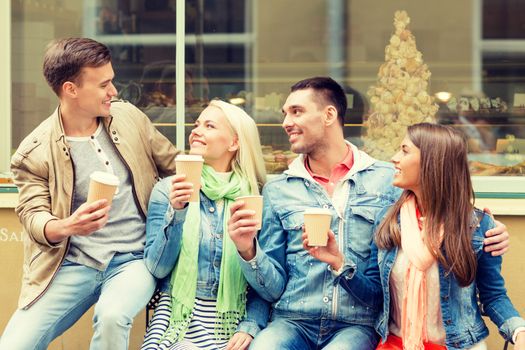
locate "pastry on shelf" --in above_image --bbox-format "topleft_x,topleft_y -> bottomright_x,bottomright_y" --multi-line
470,97 -> 480,112
479,97 -> 491,111
362,10 -> 438,161
260,145 -> 299,174
469,160 -> 525,176
459,97 -> 470,112
447,97 -> 458,113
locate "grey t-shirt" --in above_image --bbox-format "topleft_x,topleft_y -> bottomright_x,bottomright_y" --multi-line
66,123 -> 145,271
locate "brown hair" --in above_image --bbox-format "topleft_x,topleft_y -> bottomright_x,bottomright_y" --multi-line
291,77 -> 347,127
43,38 -> 111,96
375,123 -> 477,287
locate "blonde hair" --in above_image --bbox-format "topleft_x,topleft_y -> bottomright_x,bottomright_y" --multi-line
208,100 -> 267,194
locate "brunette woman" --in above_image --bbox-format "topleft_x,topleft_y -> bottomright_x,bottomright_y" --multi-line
304,123 -> 525,350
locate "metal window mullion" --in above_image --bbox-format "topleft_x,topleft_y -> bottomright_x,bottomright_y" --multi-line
176,0 -> 186,151
1,0 -> 12,172
472,0 -> 482,93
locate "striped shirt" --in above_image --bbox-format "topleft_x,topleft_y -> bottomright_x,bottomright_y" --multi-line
142,293 -> 230,350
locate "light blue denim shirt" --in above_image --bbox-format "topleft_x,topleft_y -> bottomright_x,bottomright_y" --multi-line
144,176 -> 269,337
239,144 -> 400,326
337,207 -> 525,349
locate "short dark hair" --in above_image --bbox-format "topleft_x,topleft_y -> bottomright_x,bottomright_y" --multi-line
43,38 -> 111,96
290,76 -> 347,126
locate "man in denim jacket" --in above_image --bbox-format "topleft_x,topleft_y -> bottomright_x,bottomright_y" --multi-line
228,77 -> 510,349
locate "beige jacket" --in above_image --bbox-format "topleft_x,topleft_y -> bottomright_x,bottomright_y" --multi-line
11,100 -> 179,309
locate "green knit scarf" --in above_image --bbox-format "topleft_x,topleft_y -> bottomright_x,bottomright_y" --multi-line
162,164 -> 250,343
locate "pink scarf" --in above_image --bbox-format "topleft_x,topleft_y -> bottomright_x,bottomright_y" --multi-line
399,195 -> 441,350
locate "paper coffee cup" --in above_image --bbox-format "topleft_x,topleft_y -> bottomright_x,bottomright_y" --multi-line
176,154 -> 204,202
304,208 -> 332,246
87,171 -> 119,205
236,195 -> 263,229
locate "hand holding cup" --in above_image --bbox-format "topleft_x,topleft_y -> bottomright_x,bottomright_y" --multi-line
169,174 -> 195,209
228,199 -> 261,261
175,154 -> 204,202
302,229 -> 344,271
87,171 -> 119,206
303,208 -> 332,246
235,195 -> 263,229
302,208 -> 344,270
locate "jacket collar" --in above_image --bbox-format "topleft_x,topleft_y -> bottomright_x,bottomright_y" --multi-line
50,105 -> 115,145
284,140 -> 378,181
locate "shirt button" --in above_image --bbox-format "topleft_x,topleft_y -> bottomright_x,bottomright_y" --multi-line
250,262 -> 257,269
112,130 -> 116,135
323,204 -> 329,209
445,319 -> 452,325
209,207 -> 215,213
114,137 -> 118,141
323,296 -> 329,303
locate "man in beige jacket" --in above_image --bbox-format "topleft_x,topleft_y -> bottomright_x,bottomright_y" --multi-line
0,38 -> 179,350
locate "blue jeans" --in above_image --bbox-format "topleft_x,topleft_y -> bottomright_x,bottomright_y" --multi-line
0,252 -> 155,350
249,318 -> 378,350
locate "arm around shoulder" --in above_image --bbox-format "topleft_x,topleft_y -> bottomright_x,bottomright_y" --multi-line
335,240 -> 383,310
133,103 -> 180,177
476,214 -> 525,342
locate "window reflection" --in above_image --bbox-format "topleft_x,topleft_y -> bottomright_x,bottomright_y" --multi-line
9,0 -> 525,177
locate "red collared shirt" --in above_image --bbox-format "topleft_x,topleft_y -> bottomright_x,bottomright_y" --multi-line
305,145 -> 354,196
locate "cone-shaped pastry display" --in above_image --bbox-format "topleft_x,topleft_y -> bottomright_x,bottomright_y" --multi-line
363,10 -> 438,160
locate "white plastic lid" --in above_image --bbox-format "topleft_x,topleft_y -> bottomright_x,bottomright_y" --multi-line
175,154 -> 204,162
90,171 -> 119,186
304,208 -> 332,215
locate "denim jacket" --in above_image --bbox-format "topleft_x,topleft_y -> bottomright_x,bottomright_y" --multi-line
337,207 -> 525,350
144,176 -> 269,337
239,143 -> 400,325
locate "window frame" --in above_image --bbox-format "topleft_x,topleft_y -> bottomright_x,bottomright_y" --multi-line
1,0 -> 12,172
2,0 -> 524,204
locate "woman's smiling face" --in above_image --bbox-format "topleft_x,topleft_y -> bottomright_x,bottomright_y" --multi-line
189,105 -> 238,171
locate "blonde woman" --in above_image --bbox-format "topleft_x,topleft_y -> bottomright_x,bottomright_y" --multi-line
142,100 -> 267,350
304,123 -> 525,350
